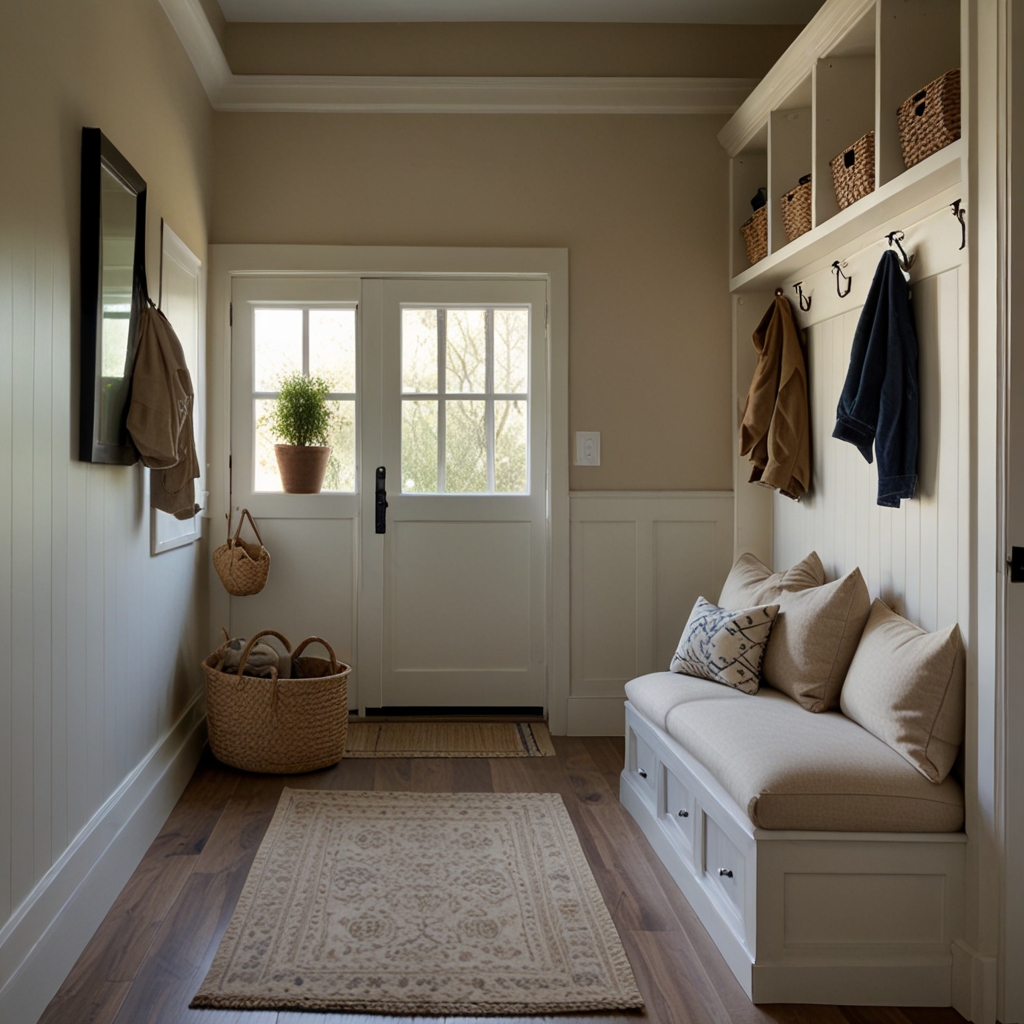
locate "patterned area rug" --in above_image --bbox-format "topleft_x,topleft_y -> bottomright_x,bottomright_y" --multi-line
192,790 -> 643,1015
344,720 -> 557,757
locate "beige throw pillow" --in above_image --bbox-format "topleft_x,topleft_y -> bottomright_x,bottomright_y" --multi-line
718,551 -> 825,610
840,599 -> 965,783
761,568 -> 871,712
670,597 -> 779,694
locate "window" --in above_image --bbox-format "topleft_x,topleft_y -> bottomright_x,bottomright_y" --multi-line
252,306 -> 357,492
400,306 -> 529,494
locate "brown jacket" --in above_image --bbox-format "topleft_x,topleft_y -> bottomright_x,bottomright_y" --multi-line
739,295 -> 811,500
127,302 -> 201,520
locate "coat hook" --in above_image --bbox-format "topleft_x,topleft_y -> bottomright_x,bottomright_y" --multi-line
832,260 -> 852,298
775,287 -> 784,297
951,199 -> 967,250
793,281 -> 812,311
886,230 -> 916,272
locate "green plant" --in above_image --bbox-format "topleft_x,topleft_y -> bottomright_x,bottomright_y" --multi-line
269,372 -> 332,447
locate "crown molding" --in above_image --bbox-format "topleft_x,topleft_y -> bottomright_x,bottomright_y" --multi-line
717,0 -> 875,154
158,0 -> 755,114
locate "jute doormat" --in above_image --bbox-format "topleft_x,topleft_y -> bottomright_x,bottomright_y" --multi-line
344,720 -> 556,757
192,790 -> 643,1015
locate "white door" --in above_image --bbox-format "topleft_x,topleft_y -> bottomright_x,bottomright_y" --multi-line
229,275 -> 549,712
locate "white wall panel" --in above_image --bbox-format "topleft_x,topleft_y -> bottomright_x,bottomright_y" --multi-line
773,253 -> 966,640
569,493 -> 734,724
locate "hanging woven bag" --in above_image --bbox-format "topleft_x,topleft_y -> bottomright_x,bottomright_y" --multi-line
213,508 -> 270,596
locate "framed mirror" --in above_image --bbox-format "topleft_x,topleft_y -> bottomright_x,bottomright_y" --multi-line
80,127 -> 147,464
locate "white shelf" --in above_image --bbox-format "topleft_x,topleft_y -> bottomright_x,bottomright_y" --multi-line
729,139 -> 962,293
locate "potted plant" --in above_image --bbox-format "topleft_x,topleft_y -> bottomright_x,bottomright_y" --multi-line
269,372 -> 332,494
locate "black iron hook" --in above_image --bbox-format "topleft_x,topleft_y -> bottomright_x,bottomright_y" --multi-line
886,231 -> 916,272
793,281 -> 812,311
832,261 -> 852,298
951,199 -> 966,250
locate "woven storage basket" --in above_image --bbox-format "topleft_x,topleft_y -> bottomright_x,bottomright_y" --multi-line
740,205 -> 768,265
829,131 -> 875,210
213,509 -> 270,597
898,68 -> 961,169
204,629 -> 350,774
780,175 -> 812,243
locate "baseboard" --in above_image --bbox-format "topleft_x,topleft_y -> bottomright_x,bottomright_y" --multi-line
566,696 -> 625,736
0,695 -> 207,1024
951,939 -> 999,1024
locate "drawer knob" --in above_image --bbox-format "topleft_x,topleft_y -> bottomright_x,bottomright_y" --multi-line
718,868 -> 733,878
677,809 -> 689,818
637,768 -> 648,779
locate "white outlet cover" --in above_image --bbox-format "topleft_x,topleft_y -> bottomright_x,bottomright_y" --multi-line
575,431 -> 601,466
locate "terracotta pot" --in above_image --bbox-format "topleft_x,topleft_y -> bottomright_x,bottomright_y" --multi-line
274,444 -> 331,494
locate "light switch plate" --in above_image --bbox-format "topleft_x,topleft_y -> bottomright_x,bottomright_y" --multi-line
575,431 -> 601,466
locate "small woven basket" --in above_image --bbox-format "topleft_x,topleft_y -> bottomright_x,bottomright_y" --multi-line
898,68 -> 961,169
204,630 -> 350,774
830,131 -> 875,210
740,205 -> 768,265
780,175 -> 812,243
213,509 -> 270,597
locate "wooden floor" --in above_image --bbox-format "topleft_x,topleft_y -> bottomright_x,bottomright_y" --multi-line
40,736 -> 966,1024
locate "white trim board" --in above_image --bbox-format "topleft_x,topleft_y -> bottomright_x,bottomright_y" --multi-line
157,0 -> 756,114
0,696 -> 206,1024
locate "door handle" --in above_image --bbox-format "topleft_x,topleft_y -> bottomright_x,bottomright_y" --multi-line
375,466 -> 388,534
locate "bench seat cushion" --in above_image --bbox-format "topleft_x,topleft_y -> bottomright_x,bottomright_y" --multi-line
627,673 -> 964,832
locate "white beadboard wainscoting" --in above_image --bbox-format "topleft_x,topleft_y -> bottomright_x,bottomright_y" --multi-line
568,491 -> 735,735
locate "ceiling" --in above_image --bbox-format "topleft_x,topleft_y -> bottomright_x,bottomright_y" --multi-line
216,0 -> 825,24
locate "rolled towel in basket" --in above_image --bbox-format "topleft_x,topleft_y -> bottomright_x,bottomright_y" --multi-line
217,636 -> 289,678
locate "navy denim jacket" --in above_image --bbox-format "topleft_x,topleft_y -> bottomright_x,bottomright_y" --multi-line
832,250 -> 919,507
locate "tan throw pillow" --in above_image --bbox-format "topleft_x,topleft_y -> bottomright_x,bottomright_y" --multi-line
840,599 -> 965,783
670,597 -> 779,694
718,551 -> 825,610
762,568 -> 871,712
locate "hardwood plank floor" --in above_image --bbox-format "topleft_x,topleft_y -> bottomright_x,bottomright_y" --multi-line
38,738 -> 967,1024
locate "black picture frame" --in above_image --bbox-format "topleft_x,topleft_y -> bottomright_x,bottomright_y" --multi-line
79,127 -> 148,464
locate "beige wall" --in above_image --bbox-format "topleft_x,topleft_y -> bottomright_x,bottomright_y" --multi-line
213,111 -> 736,490
224,22 -> 801,78
0,0 -> 211,998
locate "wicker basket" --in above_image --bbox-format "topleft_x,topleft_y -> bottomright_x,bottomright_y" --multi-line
898,68 -> 961,169
213,509 -> 270,597
780,175 -> 812,243
829,131 -> 875,210
740,205 -> 768,265
204,629 -> 350,774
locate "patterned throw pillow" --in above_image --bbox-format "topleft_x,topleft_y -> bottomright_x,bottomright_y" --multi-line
670,597 -> 779,694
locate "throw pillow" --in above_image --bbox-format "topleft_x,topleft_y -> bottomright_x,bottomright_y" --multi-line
761,568 -> 872,712
670,597 -> 779,694
840,599 -> 965,783
718,551 -> 825,610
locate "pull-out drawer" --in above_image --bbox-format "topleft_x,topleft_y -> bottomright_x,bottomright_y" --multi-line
663,766 -> 696,853
704,814 -> 748,933
627,724 -> 657,804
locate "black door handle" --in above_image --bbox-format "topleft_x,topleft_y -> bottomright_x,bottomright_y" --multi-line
375,466 -> 388,534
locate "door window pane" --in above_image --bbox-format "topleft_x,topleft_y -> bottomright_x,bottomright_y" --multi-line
402,400 -> 438,493
446,309 -> 487,394
402,309 -> 438,393
254,397 -> 282,492
323,399 -> 356,492
445,400 -> 487,493
254,309 -> 302,391
494,309 -> 528,394
310,309 -> 356,393
494,400 -> 528,494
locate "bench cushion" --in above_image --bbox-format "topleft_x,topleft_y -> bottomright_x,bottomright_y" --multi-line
661,684 -> 964,832
625,671 -> 748,730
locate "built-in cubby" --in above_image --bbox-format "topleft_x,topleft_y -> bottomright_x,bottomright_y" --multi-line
723,0 -> 962,287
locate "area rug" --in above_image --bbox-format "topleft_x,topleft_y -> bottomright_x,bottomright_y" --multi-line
191,790 -> 643,1015
344,720 -> 556,757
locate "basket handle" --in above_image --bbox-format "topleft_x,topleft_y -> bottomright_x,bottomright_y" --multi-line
231,508 -> 264,549
236,629 -> 293,678
291,635 -> 340,673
